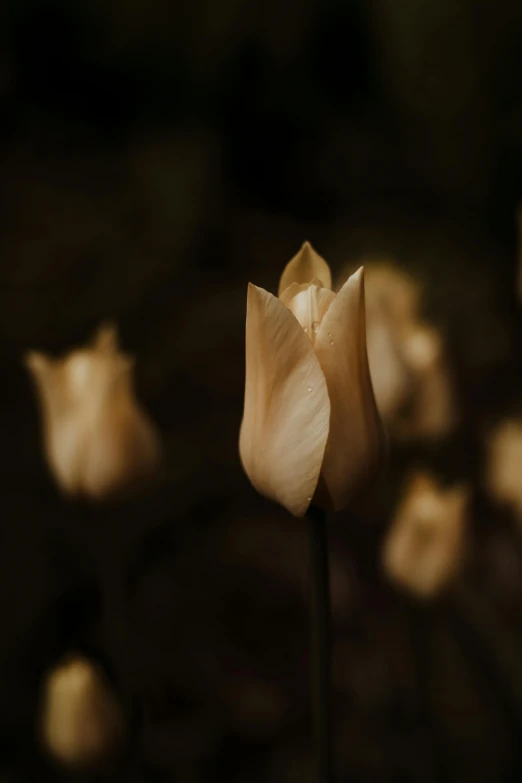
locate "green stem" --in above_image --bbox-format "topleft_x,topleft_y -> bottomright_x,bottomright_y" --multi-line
307,506 -> 334,783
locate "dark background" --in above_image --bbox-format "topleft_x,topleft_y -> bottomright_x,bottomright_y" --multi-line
1,1 -> 522,781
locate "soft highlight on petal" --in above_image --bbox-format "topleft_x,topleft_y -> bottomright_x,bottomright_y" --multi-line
285,285 -> 336,341
278,242 -> 332,296
314,268 -> 387,511
279,277 -> 325,307
239,284 -> 331,517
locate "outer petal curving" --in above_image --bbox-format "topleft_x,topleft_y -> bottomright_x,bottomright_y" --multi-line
314,268 -> 387,511
239,284 -> 331,517
278,242 -> 332,296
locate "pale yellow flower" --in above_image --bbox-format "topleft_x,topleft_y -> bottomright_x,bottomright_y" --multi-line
239,242 -> 386,517
38,654 -> 125,769
486,418 -> 522,521
382,471 -> 468,599
25,324 -> 160,500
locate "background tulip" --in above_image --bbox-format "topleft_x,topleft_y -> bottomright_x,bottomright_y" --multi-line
38,654 -> 125,769
486,418 -> 522,522
25,324 -> 161,500
382,471 -> 469,599
239,242 -> 387,517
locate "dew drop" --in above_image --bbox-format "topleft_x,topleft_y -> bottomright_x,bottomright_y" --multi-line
303,327 -> 309,334
306,496 -> 312,502
329,339 -> 335,346
311,321 -> 320,336
307,386 -> 312,392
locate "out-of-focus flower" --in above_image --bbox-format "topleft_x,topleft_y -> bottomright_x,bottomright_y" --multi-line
360,259 -> 422,328
392,323 -> 456,441
487,419 -> 522,521
25,324 -> 161,500
382,471 -> 469,599
38,654 -> 125,770
239,242 -> 386,517
338,260 -> 456,441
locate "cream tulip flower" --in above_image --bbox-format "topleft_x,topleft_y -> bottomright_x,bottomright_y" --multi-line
25,324 -> 161,500
38,654 -> 125,769
382,472 -> 468,599
486,418 -> 522,522
239,242 -> 386,517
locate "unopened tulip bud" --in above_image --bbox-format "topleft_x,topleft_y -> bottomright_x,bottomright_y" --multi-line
487,418 -> 522,521
382,472 -> 468,599
25,324 -> 161,500
239,242 -> 387,517
38,654 -> 125,769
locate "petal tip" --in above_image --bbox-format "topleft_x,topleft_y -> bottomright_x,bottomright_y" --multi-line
351,266 -> 364,283
247,282 -> 270,305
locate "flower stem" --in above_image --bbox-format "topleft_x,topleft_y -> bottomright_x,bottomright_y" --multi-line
307,505 -> 334,783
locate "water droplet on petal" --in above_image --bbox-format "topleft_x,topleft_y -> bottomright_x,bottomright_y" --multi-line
329,339 -> 335,346
307,496 -> 312,502
303,327 -> 309,334
312,321 -> 320,336
307,386 -> 312,392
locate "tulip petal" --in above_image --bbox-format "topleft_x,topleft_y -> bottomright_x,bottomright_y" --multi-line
278,242 -> 332,296
279,277 -> 324,306
239,284 -> 331,517
314,268 -> 387,511
285,285 -> 336,339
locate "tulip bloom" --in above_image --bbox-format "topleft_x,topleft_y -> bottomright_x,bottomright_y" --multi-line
239,242 -> 386,517
38,654 -> 125,769
487,419 -> 522,522
382,472 -> 468,599
25,324 -> 160,500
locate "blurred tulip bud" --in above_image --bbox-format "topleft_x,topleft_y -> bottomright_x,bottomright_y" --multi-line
38,654 -> 125,770
382,471 -> 469,599
487,419 -> 522,520
393,323 -> 456,441
239,242 -> 386,517
25,323 -> 161,500
339,260 -> 456,441
361,259 -> 422,328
